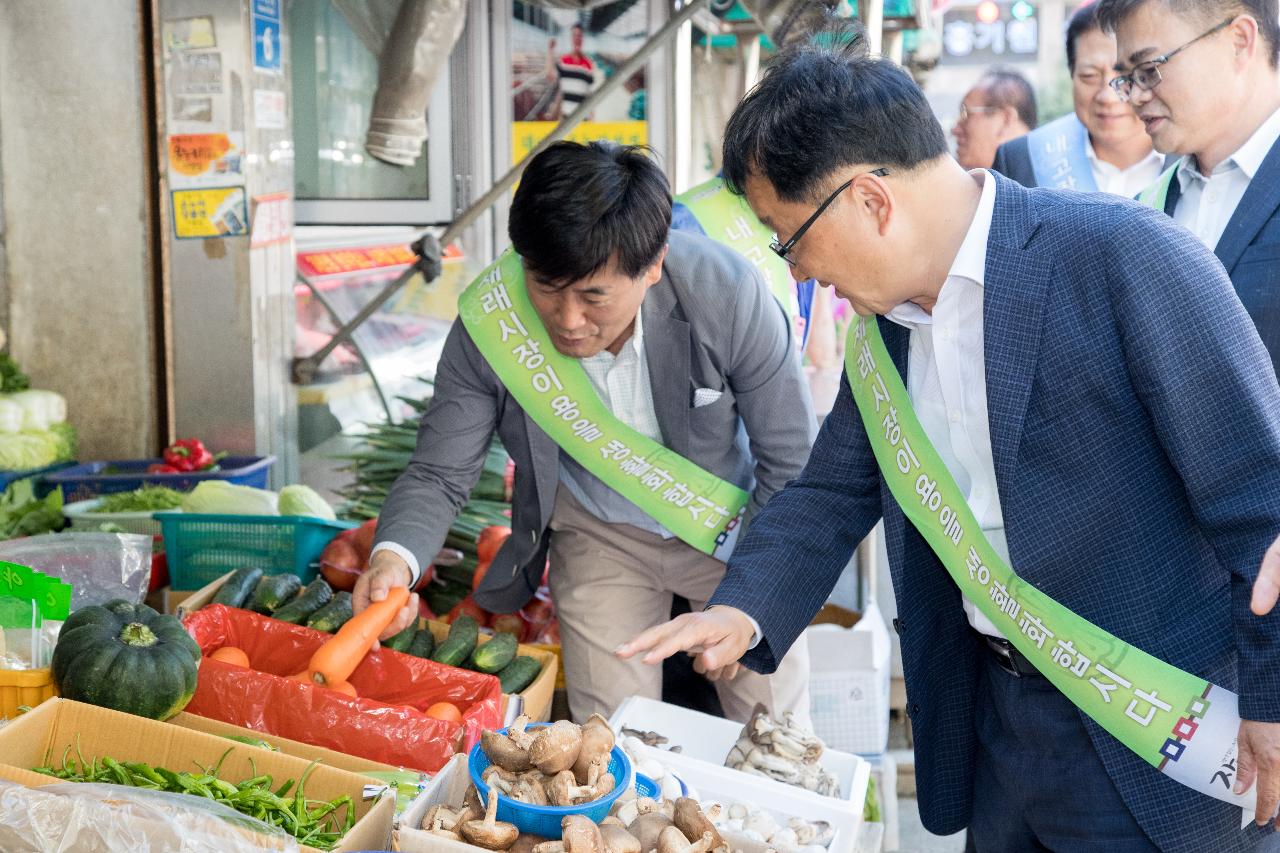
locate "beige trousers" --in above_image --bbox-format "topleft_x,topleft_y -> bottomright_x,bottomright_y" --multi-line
548,486 -> 811,726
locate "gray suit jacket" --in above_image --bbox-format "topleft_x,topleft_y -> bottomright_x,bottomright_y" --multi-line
375,230 -> 817,614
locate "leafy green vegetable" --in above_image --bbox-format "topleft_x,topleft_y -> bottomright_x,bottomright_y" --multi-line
0,433 -> 59,471
180,481 -> 278,516
93,486 -> 185,513
0,355 -> 30,393
277,484 -> 336,519
47,422 -> 76,461
0,478 -> 64,538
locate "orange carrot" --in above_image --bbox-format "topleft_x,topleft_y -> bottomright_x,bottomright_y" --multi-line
308,586 -> 410,686
328,680 -> 358,698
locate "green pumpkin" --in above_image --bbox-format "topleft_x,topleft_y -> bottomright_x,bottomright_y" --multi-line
52,599 -> 202,720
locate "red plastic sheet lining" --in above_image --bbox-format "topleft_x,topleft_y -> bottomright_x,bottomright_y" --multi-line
183,605 -> 503,773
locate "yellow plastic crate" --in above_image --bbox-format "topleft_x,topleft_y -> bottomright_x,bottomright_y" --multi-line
0,667 -> 57,720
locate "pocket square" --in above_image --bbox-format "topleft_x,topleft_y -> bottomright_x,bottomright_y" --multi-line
693,388 -> 724,408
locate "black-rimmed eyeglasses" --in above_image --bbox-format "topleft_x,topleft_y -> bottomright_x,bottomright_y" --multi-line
770,168 -> 891,265
1109,17 -> 1234,101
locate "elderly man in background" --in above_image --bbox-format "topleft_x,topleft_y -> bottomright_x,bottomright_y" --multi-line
952,67 -> 1037,169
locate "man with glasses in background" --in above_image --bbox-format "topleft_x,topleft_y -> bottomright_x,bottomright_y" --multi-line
1099,0 -> 1280,375
952,68 -> 1038,169
993,3 -> 1165,195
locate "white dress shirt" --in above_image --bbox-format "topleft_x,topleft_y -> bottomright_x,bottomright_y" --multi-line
886,170 -> 1009,639
1085,139 -> 1165,199
1173,107 -> 1280,251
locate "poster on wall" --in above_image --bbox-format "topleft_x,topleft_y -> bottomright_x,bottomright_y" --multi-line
171,187 -> 249,239
167,132 -> 245,188
510,0 -> 648,164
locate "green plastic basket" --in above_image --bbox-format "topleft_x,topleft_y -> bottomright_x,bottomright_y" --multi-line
157,512 -> 357,590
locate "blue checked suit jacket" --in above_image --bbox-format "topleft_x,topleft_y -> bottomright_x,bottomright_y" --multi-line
1162,135 -> 1280,380
711,173 -> 1280,853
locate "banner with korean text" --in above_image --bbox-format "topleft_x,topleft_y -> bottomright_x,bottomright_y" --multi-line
845,316 -> 1257,817
675,178 -> 798,318
458,251 -> 749,559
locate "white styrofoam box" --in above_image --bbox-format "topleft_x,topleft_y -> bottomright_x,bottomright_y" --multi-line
806,601 -> 891,755
626,741 -> 866,853
608,694 -> 867,804
399,754 -> 485,853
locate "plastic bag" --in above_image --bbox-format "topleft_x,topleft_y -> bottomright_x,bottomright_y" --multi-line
0,533 -> 151,610
0,779 -> 300,852
183,605 -> 503,772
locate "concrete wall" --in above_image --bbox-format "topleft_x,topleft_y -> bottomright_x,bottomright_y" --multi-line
0,1 -> 159,458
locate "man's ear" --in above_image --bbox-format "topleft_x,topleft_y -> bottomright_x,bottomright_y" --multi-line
643,244 -> 669,289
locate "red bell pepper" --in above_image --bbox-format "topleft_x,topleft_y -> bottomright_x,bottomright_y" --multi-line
163,438 -> 216,472
146,463 -> 181,474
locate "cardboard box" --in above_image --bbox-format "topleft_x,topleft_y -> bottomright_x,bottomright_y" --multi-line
176,573 -> 559,721
0,699 -> 394,853
805,602 -> 891,755
167,711 -> 415,778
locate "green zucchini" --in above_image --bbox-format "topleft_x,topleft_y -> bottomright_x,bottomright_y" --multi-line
496,656 -> 542,694
383,623 -> 417,653
270,577 -> 333,624
430,615 -> 479,667
469,632 -> 518,674
306,591 -> 353,633
248,573 -> 302,615
406,628 -> 436,658
211,567 -> 264,609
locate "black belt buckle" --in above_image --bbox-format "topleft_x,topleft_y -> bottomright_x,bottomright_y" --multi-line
982,634 -> 1029,678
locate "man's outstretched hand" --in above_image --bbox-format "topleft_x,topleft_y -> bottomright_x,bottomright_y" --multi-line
615,605 -> 756,682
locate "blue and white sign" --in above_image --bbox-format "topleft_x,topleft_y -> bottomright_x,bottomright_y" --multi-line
252,0 -> 281,74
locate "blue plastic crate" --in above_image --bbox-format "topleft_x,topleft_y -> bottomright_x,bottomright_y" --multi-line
43,456 -> 274,503
0,461 -> 76,497
157,511 -> 357,590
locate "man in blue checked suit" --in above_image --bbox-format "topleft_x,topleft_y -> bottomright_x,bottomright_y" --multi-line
620,42 -> 1280,852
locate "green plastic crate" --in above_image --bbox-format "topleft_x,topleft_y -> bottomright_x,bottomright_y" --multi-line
157,512 -> 357,590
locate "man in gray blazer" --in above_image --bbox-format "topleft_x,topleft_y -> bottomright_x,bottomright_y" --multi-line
353,141 -> 815,723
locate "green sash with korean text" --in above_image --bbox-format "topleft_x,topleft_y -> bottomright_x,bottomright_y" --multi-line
458,251 -> 749,558
1138,163 -> 1180,211
675,178 -> 799,318
845,317 -> 1257,816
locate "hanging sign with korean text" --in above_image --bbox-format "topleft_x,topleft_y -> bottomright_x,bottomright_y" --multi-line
845,316 -> 1259,820
458,251 -> 748,558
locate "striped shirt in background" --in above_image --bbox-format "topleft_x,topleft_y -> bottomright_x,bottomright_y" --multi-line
557,54 -> 594,111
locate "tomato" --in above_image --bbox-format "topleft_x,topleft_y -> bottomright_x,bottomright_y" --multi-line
445,596 -> 491,627
475,526 -> 511,565
209,646 -> 250,668
426,702 -> 462,723
471,559 -> 492,593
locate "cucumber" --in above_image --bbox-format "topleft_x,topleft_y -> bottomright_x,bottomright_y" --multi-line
270,577 -> 333,624
383,623 -> 418,653
211,567 -> 264,609
469,632 -> 518,674
496,656 -> 542,694
249,573 -> 303,615
306,591 -> 353,633
430,615 -> 479,667
406,628 -> 436,659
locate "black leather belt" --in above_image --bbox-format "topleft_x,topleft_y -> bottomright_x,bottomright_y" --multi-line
976,631 -> 1045,679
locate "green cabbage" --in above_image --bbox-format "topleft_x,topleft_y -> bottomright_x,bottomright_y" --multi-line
277,484 -> 335,520
0,400 -> 22,434
5,390 -> 66,430
180,481 -> 278,516
45,423 -> 76,462
0,433 -> 58,471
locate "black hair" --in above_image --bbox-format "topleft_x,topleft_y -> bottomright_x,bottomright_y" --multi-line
1066,2 -> 1104,71
1096,0 -> 1279,68
721,42 -> 949,203
977,67 -> 1038,129
508,141 -> 671,286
